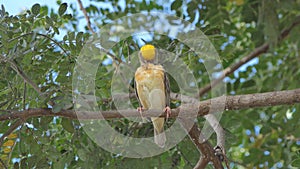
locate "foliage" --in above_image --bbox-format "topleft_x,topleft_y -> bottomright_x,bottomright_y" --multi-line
0,0 -> 300,168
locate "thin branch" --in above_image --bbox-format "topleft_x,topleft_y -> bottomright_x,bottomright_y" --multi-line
279,15 -> 300,41
100,47 -> 124,64
171,92 -> 199,103
36,33 -> 69,56
6,132 -> 17,168
77,0 -> 95,34
0,32 -> 70,57
0,56 -> 42,94
23,82 -> 26,110
198,43 -> 269,97
76,0 -> 126,64
198,15 -> 300,97
0,31 -> 71,96
0,158 -> 8,169
0,88 -> 299,121
0,119 -> 25,146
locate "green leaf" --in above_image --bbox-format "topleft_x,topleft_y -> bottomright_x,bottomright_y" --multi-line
241,79 -> 256,88
20,158 -> 27,168
171,0 -> 182,10
1,4 -> 6,16
45,16 -> 53,26
31,3 -> 40,16
291,158 -> 300,167
76,32 -> 84,42
53,27 -> 60,34
63,14 -> 72,19
77,149 -> 87,161
52,104 -> 63,113
58,3 -> 68,16
40,117 -> 53,130
62,118 -> 74,133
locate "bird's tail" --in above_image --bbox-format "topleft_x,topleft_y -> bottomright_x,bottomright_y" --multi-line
149,89 -> 166,147
152,117 -> 166,147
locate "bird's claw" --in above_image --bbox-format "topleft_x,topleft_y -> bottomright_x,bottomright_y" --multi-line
214,145 -> 225,161
164,106 -> 171,119
137,107 -> 145,114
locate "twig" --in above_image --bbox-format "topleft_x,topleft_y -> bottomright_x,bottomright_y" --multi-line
0,119 -> 25,146
0,56 -> 41,94
198,15 -> 300,97
198,42 -> 268,97
77,0 -> 95,34
76,0 -> 126,64
36,33 -> 69,56
99,47 -> 123,64
6,132 -> 17,168
23,82 -> 26,110
0,88 -> 299,120
0,158 -> 8,169
77,0 -> 126,64
223,155 -> 230,169
0,32 -> 70,57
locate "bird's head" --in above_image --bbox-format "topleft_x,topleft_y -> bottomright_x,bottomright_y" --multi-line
139,44 -> 156,64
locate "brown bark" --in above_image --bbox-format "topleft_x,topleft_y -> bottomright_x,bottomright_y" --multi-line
1,88 -> 299,121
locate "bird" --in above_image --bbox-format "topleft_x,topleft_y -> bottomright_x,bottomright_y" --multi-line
134,44 -> 171,148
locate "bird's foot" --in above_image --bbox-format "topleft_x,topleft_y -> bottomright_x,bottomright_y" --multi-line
137,107 -> 149,123
137,107 -> 145,116
164,106 -> 171,119
214,145 -> 226,162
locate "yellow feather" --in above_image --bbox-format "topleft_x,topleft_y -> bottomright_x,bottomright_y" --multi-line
135,62 -> 166,147
140,44 -> 156,61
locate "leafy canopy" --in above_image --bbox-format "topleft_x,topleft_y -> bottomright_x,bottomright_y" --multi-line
0,0 -> 300,168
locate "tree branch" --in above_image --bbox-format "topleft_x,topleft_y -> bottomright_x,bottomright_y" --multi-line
0,89 -> 299,168
198,43 -> 269,97
0,32 -> 70,57
0,119 -> 24,146
0,55 -> 42,94
77,0 -> 95,34
178,119 -> 223,169
76,0 -> 127,64
0,158 -> 7,169
0,88 -> 299,121
198,15 -> 300,97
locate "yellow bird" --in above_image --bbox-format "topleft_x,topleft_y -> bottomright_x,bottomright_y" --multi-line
134,44 -> 171,148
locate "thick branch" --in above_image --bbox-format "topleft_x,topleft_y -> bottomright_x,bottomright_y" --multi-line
198,15 -> 300,97
1,88 -> 299,121
178,119 -> 223,169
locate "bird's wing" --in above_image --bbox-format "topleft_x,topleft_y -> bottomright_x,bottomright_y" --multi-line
164,72 -> 170,107
149,89 -> 166,147
134,64 -> 167,147
134,79 -> 142,108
